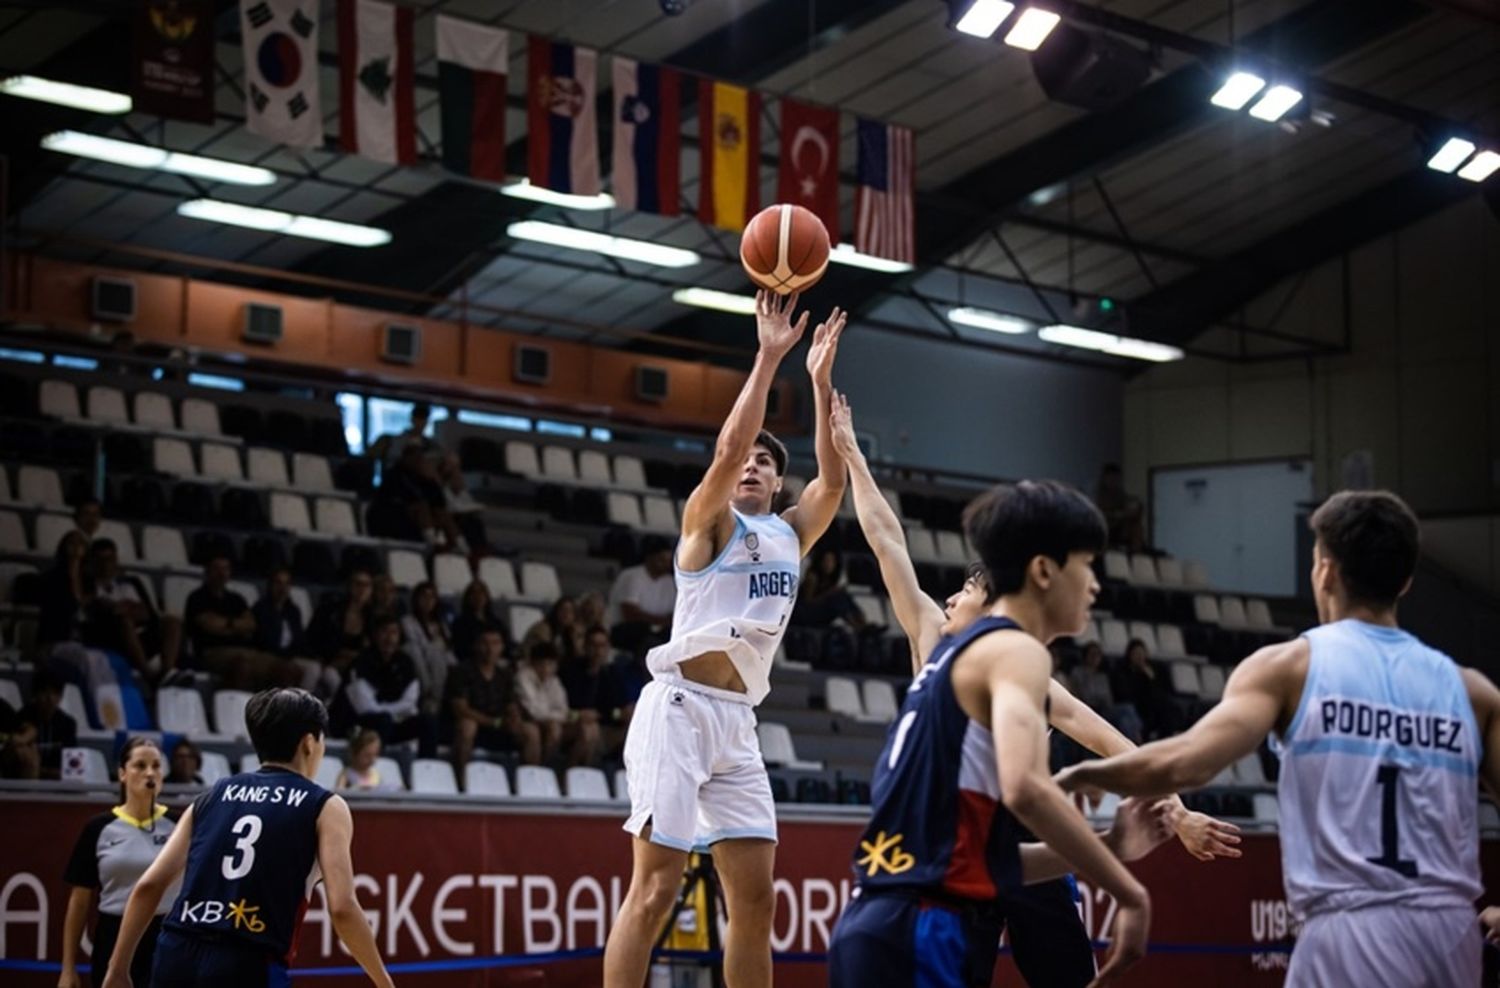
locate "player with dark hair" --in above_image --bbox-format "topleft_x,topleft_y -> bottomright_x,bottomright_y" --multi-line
102,688 -> 393,988
1058,490 -> 1500,986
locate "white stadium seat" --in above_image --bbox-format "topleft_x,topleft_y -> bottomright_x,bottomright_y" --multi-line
516,765 -> 561,799
565,766 -> 612,800
465,762 -> 512,797
411,758 -> 459,795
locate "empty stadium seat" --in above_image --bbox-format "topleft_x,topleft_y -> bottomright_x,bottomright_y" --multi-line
162,575 -> 197,616
17,466 -> 65,507
1155,557 -> 1184,587
247,447 -> 289,486
1099,619 -> 1130,657
153,437 -> 197,476
433,553 -> 471,597
757,722 -> 822,770
1233,753 -> 1266,786
1155,624 -> 1190,660
641,496 -> 677,535
782,474 -> 808,503
1245,598 -> 1280,631
315,756 -> 344,789
1199,665 -> 1226,701
565,766 -> 611,800
505,441 -> 542,478
411,759 -> 460,794
269,492 -> 313,533
508,604 -> 545,639
1252,794 -> 1279,824
516,765 -> 561,798
614,767 -> 629,803
200,751 -> 231,785
935,531 -> 968,565
613,455 -> 650,492
1128,555 -> 1160,586
1218,596 -> 1250,629
34,513 -> 73,557
0,470 -> 11,504
213,689 -> 253,738
133,392 -> 176,430
1192,594 -> 1221,625
1086,791 -> 1121,823
292,453 -> 336,492
373,756 -> 406,790
1169,662 -> 1201,696
157,687 -> 214,736
850,593 -> 886,628
314,497 -> 359,537
180,398 -> 222,436
478,558 -> 519,601
1183,560 -> 1210,588
465,762 -> 512,797
141,526 -> 192,570
1482,803 -> 1500,833
1076,619 -> 1100,647
577,450 -> 612,486
86,386 -> 130,425
40,380 -> 80,419
607,492 -> 644,529
62,746 -> 110,783
387,549 -> 428,589
199,444 -> 243,481
541,446 -> 577,482
289,586 -> 312,622
906,528 -> 941,564
60,684 -> 108,740
1103,551 -> 1132,582
519,561 -> 561,601
826,676 -> 865,719
0,679 -> 21,709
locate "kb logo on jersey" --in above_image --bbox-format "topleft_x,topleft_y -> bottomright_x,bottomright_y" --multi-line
745,531 -> 761,562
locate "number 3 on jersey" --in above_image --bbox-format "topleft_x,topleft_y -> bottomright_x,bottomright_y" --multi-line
221,814 -> 263,880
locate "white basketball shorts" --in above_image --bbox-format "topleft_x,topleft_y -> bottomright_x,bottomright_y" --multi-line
1287,901 -> 1480,988
622,677 -> 778,851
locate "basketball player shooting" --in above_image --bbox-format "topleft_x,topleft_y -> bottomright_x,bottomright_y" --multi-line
1056,491 -> 1500,986
602,289 -> 848,988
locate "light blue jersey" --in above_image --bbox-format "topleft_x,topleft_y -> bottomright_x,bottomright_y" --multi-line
1275,619 -> 1481,920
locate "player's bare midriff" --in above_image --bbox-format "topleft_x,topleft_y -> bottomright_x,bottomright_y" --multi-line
677,651 -> 749,693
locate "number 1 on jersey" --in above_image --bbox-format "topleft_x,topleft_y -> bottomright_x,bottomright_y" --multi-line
1367,764 -> 1418,878
221,814 -> 263,880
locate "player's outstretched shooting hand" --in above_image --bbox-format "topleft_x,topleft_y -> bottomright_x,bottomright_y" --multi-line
755,289 -> 808,358
806,306 -> 847,387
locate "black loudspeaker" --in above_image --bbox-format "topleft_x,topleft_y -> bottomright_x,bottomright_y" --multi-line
91,276 -> 136,322
1030,24 -> 1153,111
635,365 -> 668,403
381,323 -> 420,365
513,343 -> 551,384
242,302 -> 283,344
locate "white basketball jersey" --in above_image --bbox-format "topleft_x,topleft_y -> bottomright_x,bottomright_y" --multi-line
1275,620 -> 1481,920
646,507 -> 801,706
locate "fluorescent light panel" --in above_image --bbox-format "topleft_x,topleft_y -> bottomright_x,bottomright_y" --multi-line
672,288 -> 758,315
507,220 -> 700,268
1457,150 -> 1500,183
1209,72 -> 1266,111
955,0 -> 1015,38
1004,8 -> 1061,51
1427,138 -> 1476,173
501,179 -> 615,211
177,199 -> 391,247
828,244 -> 914,273
41,131 -> 276,186
0,74 -> 131,113
1038,324 -> 1183,362
1247,84 -> 1303,122
948,307 -> 1030,335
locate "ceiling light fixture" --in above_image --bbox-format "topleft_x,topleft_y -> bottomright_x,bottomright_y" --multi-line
0,75 -> 132,113
954,0 -> 1016,39
672,287 -> 758,315
1004,8 -> 1061,51
42,131 -> 276,186
177,199 -> 392,247
1427,137 -> 1477,174
1247,84 -> 1303,122
1038,324 -> 1184,362
1209,72 -> 1266,111
501,179 -> 616,211
1456,149 -> 1500,183
508,220 -> 701,268
948,307 -> 1031,334
828,244 -> 914,273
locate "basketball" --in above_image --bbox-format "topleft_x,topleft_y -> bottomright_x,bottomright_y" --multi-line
740,203 -> 831,296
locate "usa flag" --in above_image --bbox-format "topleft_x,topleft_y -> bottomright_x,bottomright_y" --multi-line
855,118 -> 915,264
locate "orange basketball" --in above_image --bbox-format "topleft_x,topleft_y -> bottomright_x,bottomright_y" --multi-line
740,204 -> 831,296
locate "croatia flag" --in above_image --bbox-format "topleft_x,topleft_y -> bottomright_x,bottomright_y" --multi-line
697,79 -> 760,231
612,57 -> 680,216
527,36 -> 600,196
337,0 -> 416,165
436,15 -> 508,182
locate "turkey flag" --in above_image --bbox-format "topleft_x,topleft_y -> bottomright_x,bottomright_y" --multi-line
776,99 -> 840,244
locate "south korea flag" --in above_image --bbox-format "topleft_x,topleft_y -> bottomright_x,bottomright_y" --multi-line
240,0 -> 323,148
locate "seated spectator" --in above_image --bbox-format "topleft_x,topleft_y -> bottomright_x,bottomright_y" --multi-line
524,596 -> 584,664
401,581 -> 457,718
369,573 -> 402,623
184,555 -> 299,691
1096,463 -> 1146,551
19,672 -> 76,779
791,547 -> 867,630
517,640 -> 599,767
0,721 -> 40,780
73,498 -> 103,543
438,452 -> 488,552
38,531 -> 90,650
167,739 -> 204,786
380,443 -> 463,550
306,569 -> 375,691
607,536 -> 675,653
340,615 -> 436,757
1112,638 -> 1179,741
447,627 -> 541,782
87,538 -> 182,680
577,591 -> 606,632
562,625 -> 622,751
251,566 -> 320,691
597,632 -> 649,745
1067,641 -> 1115,712
451,580 -> 505,665
370,401 -> 443,471
335,729 -> 401,792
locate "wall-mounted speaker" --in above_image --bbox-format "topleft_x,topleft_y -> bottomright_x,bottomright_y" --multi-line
242,302 -> 283,344
513,343 -> 551,385
381,323 -> 421,365
91,276 -> 136,323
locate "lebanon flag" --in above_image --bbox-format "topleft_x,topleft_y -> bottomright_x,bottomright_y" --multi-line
612,57 -> 680,215
240,0 -> 322,148
338,0 -> 416,165
777,99 -> 840,245
527,36 -> 600,196
436,15 -> 508,182
697,79 -> 760,231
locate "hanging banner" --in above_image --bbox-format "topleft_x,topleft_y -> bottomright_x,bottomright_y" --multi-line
132,0 -> 218,123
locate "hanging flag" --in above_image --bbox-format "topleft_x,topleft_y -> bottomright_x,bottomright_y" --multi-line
698,80 -> 760,231
777,99 -> 840,244
612,57 -> 680,215
240,0 -> 323,148
854,118 -> 915,264
527,36 -> 600,195
133,0 -> 216,123
436,15 -> 508,182
338,0 -> 415,164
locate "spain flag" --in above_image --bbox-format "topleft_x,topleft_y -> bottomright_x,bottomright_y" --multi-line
697,80 -> 761,231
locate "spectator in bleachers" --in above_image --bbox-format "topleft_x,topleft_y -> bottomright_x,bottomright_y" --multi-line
578,591 -> 606,632
335,728 -> 400,792
451,580 -> 505,666
517,639 -> 599,767
251,566 -> 322,691
0,721 -> 40,780
791,546 -> 867,630
606,535 -> 675,653
524,596 -> 585,664
184,554 -> 299,692
448,627 -> 541,782
377,443 -> 464,550
597,629 -> 649,742
402,581 -> 457,718
438,452 -> 488,552
563,625 -> 624,754
1068,641 -> 1146,744
19,671 -> 76,780
167,739 -> 204,786
38,530 -> 90,649
87,538 -> 181,680
341,614 -> 436,757
1096,463 -> 1146,552
1112,638 -> 1179,741
370,401 -> 443,471
306,568 -> 375,690
73,497 -> 103,543
369,573 -> 402,622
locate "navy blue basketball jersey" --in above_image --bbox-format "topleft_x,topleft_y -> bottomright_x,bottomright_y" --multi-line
165,766 -> 332,962
852,617 -> 1027,901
